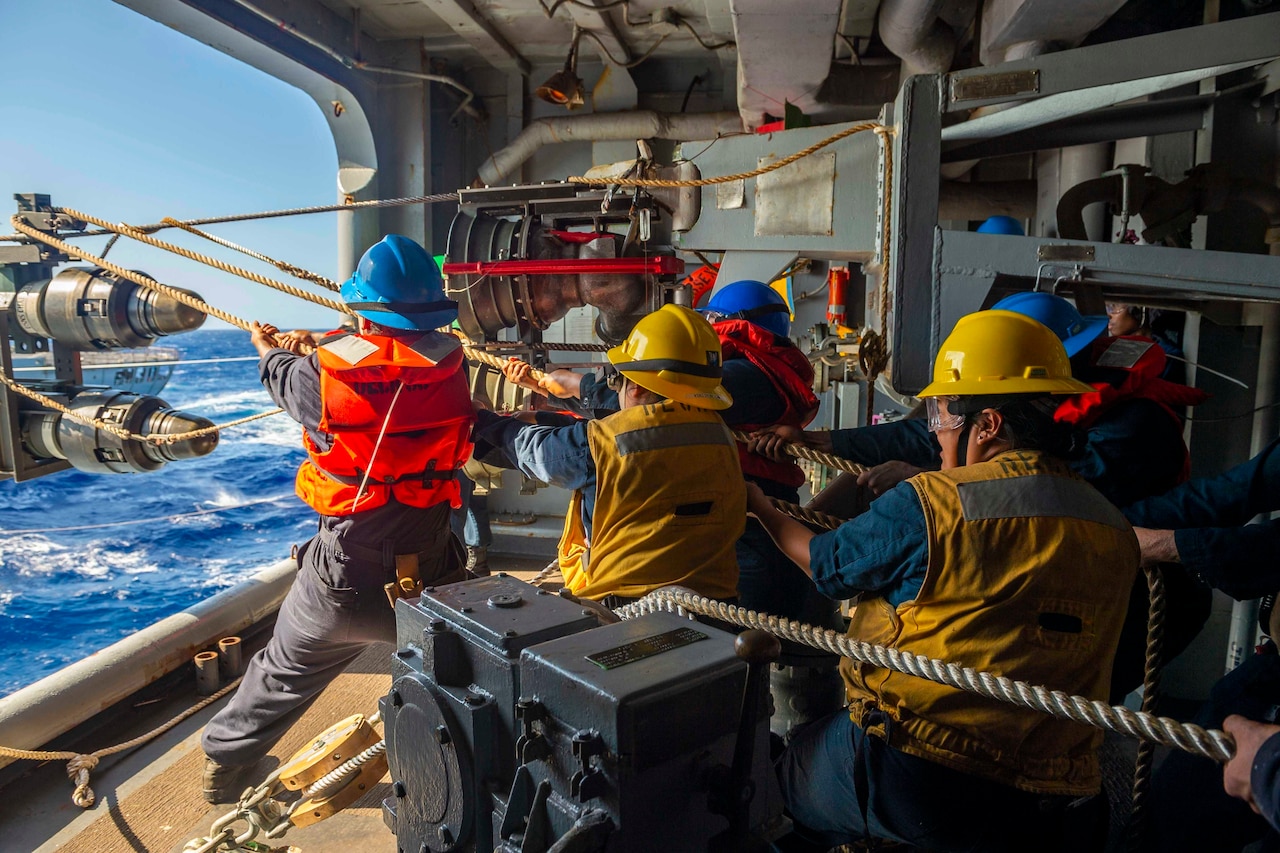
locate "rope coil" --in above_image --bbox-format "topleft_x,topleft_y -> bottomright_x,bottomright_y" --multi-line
615,590 -> 1234,763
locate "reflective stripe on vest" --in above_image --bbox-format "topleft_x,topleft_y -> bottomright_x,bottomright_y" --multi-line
570,401 -> 744,602
842,450 -> 1139,796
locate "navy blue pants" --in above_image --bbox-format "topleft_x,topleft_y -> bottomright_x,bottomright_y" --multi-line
202,509 -> 464,766
451,474 -> 492,549
1149,651 -> 1280,853
775,711 -> 1106,852
737,518 -> 839,626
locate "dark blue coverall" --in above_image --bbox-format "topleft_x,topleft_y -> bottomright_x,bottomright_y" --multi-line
201,345 -> 466,766
1124,438 -> 1280,853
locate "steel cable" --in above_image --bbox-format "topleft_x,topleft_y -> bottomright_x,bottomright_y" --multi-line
0,192 -> 461,242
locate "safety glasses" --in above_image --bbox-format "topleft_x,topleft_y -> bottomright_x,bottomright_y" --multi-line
605,370 -> 626,392
926,396 -> 966,433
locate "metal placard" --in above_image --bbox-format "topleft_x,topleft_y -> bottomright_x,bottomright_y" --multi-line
1037,244 -> 1096,262
950,69 -> 1040,103
755,151 -> 836,237
716,180 -> 746,210
585,626 -> 709,670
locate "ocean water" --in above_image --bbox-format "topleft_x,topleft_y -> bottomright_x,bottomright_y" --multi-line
0,328 -> 317,697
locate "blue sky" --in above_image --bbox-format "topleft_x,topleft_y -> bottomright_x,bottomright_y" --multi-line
0,0 -> 341,329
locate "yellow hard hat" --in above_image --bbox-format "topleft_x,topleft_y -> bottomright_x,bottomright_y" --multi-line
607,304 -> 733,410
917,309 -> 1094,398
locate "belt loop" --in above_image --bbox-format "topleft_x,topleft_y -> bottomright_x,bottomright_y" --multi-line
381,539 -> 396,572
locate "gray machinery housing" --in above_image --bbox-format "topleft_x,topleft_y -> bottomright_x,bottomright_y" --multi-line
381,575 -> 785,853
0,194 -> 215,480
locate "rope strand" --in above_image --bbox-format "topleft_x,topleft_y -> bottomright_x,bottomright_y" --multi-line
0,677 -> 243,807
615,590 -> 1234,763
566,123 -> 888,188
0,192 -> 461,243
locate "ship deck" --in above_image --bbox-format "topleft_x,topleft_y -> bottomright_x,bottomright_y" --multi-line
1,555 -> 551,853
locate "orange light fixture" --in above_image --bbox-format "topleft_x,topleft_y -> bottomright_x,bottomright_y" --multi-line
536,28 -> 585,109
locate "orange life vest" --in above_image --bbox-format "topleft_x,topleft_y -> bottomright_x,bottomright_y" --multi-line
1056,335 -> 1209,481
295,331 -> 475,516
716,319 -> 820,488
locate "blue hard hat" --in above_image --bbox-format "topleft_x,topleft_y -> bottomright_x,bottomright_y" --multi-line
340,235 -> 457,331
976,215 -> 1026,236
991,291 -> 1108,358
701,279 -> 791,337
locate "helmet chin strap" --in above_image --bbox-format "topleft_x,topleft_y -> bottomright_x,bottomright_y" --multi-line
956,419 -> 973,467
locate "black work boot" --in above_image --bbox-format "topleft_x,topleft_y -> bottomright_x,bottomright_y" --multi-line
466,546 -> 490,577
202,757 -> 257,804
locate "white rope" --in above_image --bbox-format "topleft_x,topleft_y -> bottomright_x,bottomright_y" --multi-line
298,740 -> 387,803
615,590 -> 1236,763
351,381 -> 405,510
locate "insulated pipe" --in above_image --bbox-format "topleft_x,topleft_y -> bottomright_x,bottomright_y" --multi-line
938,180 -> 1038,221
0,558 -> 296,769
877,0 -> 957,77
476,111 -> 743,186
1055,173 -> 1121,241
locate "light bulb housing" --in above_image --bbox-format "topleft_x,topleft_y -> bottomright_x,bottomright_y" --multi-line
536,28 -> 586,109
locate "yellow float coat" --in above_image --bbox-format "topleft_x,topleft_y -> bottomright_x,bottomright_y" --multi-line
843,450 -> 1139,796
560,401 -> 744,601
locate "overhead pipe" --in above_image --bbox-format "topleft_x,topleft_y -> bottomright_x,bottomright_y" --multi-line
1057,163 -> 1280,247
476,110 -> 743,186
877,0 -> 957,76
938,180 -> 1038,220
